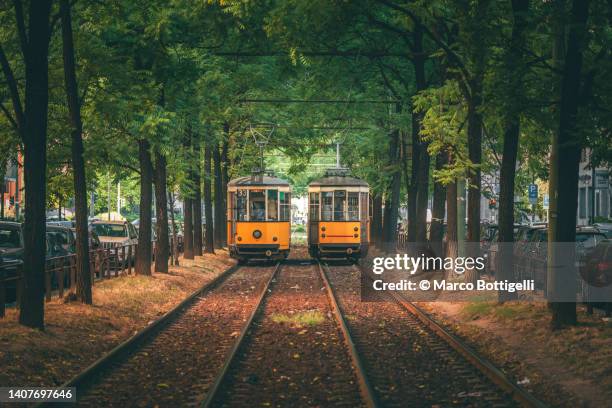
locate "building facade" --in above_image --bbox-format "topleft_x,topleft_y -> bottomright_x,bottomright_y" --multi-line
577,148 -> 611,226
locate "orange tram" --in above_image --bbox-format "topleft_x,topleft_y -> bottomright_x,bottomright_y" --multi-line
307,169 -> 370,261
227,171 -> 292,263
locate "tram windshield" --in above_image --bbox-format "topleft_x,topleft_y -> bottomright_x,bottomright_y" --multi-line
249,190 -> 266,221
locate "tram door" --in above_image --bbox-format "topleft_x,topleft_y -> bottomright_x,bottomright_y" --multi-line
308,192 -> 319,245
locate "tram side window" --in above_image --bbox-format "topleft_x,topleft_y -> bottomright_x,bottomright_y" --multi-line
250,190 -> 266,221
309,192 -> 319,221
334,190 -> 346,221
236,190 -> 248,221
348,192 -> 359,221
267,190 -> 278,221
322,192 -> 333,221
360,192 -> 369,219
279,191 -> 291,221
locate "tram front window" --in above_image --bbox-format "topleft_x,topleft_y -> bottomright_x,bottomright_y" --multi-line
348,192 -> 359,221
334,190 -> 346,221
236,190 -> 248,221
250,190 -> 266,221
322,192 -> 333,221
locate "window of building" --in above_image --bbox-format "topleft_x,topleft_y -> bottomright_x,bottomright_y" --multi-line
322,192 -> 333,221
579,187 -> 586,218
267,189 -> 278,221
279,191 -> 291,221
309,192 -> 319,221
348,192 -> 359,221
249,190 -> 266,221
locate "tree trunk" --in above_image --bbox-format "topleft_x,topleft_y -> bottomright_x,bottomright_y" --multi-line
371,193 -> 383,247
549,0 -> 590,328
183,131 -> 194,260
221,138 -> 229,246
60,0 -> 91,303
203,141 -> 215,254
412,25 -> 430,243
135,139 -> 153,276
465,97 -> 483,284
18,0 -> 53,329
446,177 -> 458,260
213,142 -> 224,248
153,149 -> 169,272
183,196 -> 194,259
381,127 -> 401,252
430,152 -> 447,245
498,0 -> 530,302
407,121 -> 419,242
193,140 -> 203,256
168,190 -> 179,266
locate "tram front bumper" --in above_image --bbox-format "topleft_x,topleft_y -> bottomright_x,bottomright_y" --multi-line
233,244 -> 283,259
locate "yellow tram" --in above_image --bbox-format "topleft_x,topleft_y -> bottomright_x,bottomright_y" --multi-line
227,171 -> 292,263
307,169 -> 370,261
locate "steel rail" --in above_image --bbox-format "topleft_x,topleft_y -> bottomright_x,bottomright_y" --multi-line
318,262 -> 380,408
356,264 -> 548,408
200,261 -> 282,408
36,263 -> 243,407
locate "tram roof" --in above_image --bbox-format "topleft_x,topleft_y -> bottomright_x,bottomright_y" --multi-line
308,175 -> 369,187
228,175 -> 291,187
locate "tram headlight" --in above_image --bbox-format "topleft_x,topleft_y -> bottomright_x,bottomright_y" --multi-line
321,233 -> 326,238
354,226 -> 359,231
237,236 -> 242,241
321,226 -> 326,231
354,234 -> 358,238
253,230 -> 262,239
272,236 -> 278,242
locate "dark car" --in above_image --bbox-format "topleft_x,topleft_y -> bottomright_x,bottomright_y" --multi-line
70,226 -> 101,250
483,224 -> 522,275
525,227 -> 607,291
46,225 -> 76,255
580,240 -> 612,313
0,221 -> 24,262
513,225 -> 546,280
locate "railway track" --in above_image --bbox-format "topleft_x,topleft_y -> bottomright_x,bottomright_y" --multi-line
322,261 -> 547,408
202,259 -> 369,408
50,262 -> 279,407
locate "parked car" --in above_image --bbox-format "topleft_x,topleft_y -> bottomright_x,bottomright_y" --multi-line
0,221 -> 24,262
594,223 -> 612,239
91,220 -> 139,250
483,224 -> 522,275
513,225 -> 546,280
69,226 -> 101,250
524,227 -> 607,291
580,239 -> 612,313
46,224 -> 76,255
0,255 -> 22,303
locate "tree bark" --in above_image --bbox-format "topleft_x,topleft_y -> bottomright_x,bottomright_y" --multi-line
168,190 -> 179,266
371,193 -> 383,247
183,196 -> 194,259
213,142 -> 224,248
153,149 -> 169,272
465,95 -> 483,284
381,127 -> 401,252
17,0 -> 53,329
446,177 -> 458,261
183,131 -> 194,260
221,138 -> 229,246
135,139 -> 153,276
498,0 -> 530,302
60,0 -> 91,303
407,122 -> 419,242
412,25 -> 430,243
193,139 -> 203,256
549,0 -> 590,328
203,141 -> 215,254
430,152 -> 447,245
